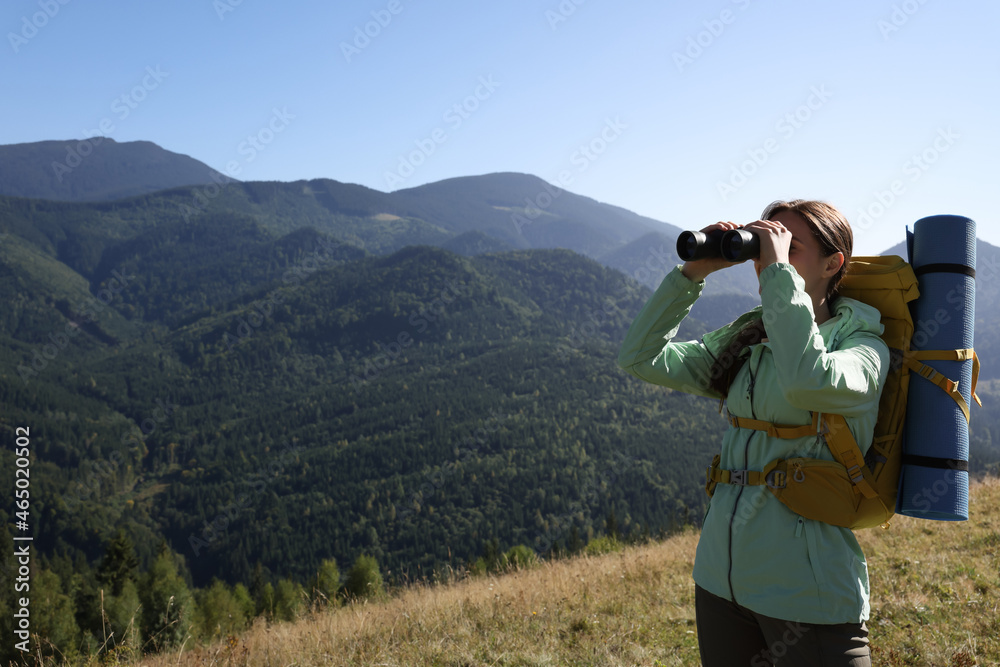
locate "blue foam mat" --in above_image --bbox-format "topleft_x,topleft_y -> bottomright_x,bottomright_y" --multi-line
897,215 -> 976,521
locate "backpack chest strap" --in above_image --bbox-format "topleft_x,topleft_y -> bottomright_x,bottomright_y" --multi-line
724,411 -> 881,501
726,410 -> 823,439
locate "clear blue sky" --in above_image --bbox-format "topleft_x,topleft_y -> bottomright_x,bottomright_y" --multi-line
3,0 -> 998,255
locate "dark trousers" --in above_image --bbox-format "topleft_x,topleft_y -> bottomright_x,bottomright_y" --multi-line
695,585 -> 871,667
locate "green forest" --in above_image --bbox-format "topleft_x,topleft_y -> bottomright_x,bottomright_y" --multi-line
1,180 -> 998,661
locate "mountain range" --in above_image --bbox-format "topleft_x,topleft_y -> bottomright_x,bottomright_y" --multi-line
0,139 -> 228,202
0,138 -> 996,596
0,139 -> 758,301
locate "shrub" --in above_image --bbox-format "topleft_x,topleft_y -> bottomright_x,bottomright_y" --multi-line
342,555 -> 384,601
503,545 -> 538,571
584,535 -> 622,556
312,558 -> 341,607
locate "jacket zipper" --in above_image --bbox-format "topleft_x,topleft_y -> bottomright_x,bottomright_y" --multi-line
726,350 -> 759,602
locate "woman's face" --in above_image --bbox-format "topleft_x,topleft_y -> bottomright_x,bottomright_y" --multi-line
754,209 -> 841,302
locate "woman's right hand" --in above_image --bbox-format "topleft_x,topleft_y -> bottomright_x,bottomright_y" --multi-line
680,221 -> 743,282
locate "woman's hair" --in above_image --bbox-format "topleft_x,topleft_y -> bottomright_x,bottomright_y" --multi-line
760,199 -> 853,302
705,199 -> 853,398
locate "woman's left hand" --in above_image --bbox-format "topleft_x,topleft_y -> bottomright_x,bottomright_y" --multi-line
743,219 -> 793,268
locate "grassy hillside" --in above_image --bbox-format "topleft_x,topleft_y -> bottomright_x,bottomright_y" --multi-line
124,475 -> 1000,667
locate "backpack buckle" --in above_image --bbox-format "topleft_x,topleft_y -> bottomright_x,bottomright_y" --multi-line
729,469 -> 748,486
847,465 -> 865,485
813,412 -> 831,436
765,469 -> 786,489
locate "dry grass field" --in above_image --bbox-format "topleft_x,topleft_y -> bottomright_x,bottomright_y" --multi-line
122,476 -> 999,666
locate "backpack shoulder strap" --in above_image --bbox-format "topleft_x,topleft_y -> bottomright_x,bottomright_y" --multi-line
820,413 -> 879,500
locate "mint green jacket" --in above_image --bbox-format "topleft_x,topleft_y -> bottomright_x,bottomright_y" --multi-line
618,262 -> 889,624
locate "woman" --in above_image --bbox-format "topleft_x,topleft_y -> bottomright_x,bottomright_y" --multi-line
618,200 -> 889,666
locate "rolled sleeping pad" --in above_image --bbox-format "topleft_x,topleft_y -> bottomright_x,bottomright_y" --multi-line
897,215 -> 976,521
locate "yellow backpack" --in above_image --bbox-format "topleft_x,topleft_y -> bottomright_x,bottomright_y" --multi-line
705,256 -> 980,530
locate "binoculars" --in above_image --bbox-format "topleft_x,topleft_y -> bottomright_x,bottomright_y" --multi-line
676,228 -> 760,262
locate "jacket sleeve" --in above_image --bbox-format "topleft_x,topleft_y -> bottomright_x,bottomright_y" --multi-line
759,262 -> 889,417
617,266 -> 723,400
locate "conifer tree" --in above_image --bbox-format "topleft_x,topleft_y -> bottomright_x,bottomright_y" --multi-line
312,558 -> 340,607
140,546 -> 194,651
605,509 -> 619,542
232,583 -> 256,623
97,529 -> 139,596
249,561 -> 273,618
194,580 -> 246,640
103,579 -> 142,658
273,578 -> 304,621
342,555 -> 384,601
33,568 -> 82,661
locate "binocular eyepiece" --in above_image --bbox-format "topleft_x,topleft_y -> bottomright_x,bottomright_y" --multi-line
676,228 -> 760,263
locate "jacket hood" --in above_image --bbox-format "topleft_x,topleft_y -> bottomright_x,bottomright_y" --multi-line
826,295 -> 885,349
